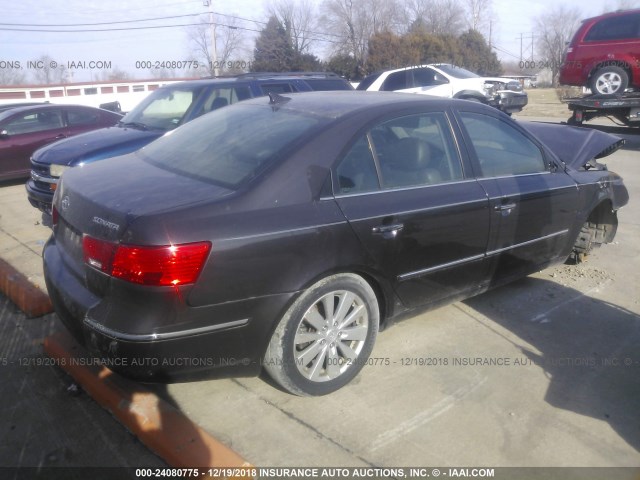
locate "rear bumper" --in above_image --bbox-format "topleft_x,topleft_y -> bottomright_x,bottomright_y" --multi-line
43,236 -> 294,382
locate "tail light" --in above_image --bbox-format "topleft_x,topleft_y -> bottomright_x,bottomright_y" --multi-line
82,235 -> 211,286
52,205 -> 59,227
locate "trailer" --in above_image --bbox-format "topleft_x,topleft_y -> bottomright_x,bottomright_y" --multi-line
564,92 -> 640,127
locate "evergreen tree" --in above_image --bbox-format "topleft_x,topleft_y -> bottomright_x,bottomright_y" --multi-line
252,16 -> 296,72
457,29 -> 502,76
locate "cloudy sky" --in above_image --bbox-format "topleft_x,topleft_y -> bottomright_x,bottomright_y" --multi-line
0,0 -> 637,83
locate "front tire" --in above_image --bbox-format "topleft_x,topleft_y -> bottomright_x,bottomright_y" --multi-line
264,274 -> 379,396
590,66 -> 629,95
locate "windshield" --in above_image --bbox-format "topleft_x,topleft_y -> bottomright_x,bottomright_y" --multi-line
120,85 -> 206,131
434,64 -> 480,79
140,104 -> 324,188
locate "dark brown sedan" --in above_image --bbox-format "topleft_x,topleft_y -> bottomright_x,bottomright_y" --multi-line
0,104 -> 121,181
44,92 -> 628,396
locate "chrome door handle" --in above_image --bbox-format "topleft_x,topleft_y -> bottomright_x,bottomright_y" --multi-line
494,203 -> 516,211
372,223 -> 404,239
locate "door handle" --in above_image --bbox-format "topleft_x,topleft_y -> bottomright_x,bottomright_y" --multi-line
372,223 -> 404,239
54,134 -> 67,139
494,203 -> 517,211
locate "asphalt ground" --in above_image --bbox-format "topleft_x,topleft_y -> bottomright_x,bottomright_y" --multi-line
0,116 -> 638,478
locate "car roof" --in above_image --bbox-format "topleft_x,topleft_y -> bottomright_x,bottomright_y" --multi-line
236,90 -> 468,119
582,8 -> 640,23
155,72 -> 349,89
0,103 -> 114,122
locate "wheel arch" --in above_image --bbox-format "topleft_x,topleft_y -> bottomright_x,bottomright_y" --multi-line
588,60 -> 633,86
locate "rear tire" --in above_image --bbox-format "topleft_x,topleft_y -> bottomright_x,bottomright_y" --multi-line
264,274 -> 379,396
590,66 -> 629,95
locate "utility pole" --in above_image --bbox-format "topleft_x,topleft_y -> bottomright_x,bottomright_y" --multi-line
204,0 -> 219,76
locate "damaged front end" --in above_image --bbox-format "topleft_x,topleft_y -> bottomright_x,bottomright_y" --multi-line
523,121 -> 629,263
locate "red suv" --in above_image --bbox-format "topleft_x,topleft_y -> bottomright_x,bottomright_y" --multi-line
560,9 -> 640,95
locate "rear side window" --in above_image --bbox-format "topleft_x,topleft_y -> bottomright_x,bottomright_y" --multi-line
141,104 -> 323,188
67,108 -> 100,126
260,83 -> 294,95
335,112 -> 464,194
356,73 -> 381,91
381,71 -> 409,91
585,14 -> 640,41
459,112 -> 546,177
304,79 -> 352,91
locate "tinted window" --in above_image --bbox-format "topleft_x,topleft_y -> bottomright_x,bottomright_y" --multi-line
356,73 -> 381,91
304,79 -> 352,91
3,110 -> 64,135
336,136 -> 379,194
370,112 -> 464,189
586,14 -> 640,41
459,112 -> 545,177
141,104 -> 324,188
260,83 -> 294,94
411,68 -> 448,87
381,71 -> 409,91
192,86 -> 252,118
66,108 -> 100,127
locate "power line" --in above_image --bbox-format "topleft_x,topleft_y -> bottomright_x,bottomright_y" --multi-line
0,13 -> 205,27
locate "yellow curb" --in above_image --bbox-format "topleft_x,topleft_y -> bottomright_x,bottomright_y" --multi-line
0,257 -> 52,318
44,331 -> 252,471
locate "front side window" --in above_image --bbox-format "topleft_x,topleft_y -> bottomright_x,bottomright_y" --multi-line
412,68 -> 448,87
3,110 -> 63,135
193,86 -> 253,118
459,112 -> 546,177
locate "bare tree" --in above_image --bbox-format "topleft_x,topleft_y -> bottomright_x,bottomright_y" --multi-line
322,0 -> 401,74
268,0 -> 319,54
534,6 -> 581,86
186,16 -> 245,76
31,55 -> 67,85
603,0 -> 640,12
465,0 -> 492,36
403,0 -> 465,36
0,67 -> 26,86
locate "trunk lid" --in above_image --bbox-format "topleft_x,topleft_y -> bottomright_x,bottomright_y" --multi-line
55,151 -> 234,245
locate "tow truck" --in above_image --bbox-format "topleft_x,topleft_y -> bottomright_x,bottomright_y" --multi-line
564,92 -> 640,127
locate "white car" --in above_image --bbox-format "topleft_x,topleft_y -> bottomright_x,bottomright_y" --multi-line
357,64 -> 528,115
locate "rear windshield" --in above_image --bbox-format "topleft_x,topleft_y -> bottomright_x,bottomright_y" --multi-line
139,104 -> 324,188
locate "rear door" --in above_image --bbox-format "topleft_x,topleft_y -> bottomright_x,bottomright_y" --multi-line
0,108 -> 68,177
333,110 -> 491,308
455,110 -> 579,280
